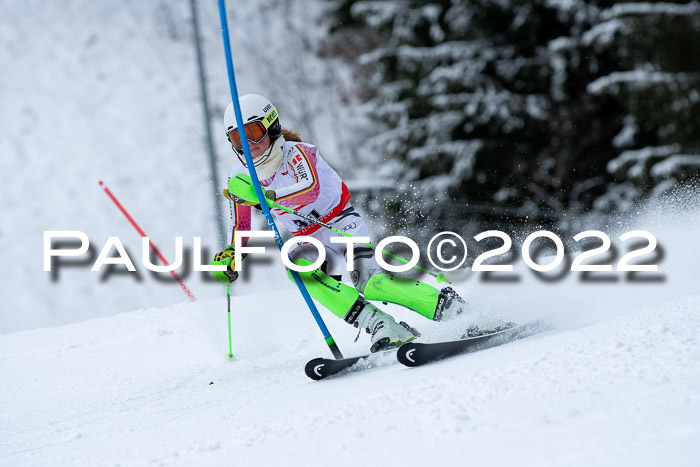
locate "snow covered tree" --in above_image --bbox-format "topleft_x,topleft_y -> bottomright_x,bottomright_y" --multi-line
583,2 -> 700,211
327,0 -> 700,235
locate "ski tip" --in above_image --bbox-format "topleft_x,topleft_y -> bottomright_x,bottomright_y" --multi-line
304,357 -> 328,381
396,342 -> 422,367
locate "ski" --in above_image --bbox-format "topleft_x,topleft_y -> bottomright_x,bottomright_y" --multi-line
397,320 -> 546,367
304,348 -> 400,381
304,355 -> 369,380
306,321 -> 546,378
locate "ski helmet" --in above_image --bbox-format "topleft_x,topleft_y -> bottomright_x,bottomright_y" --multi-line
223,94 -> 285,178
224,94 -> 282,156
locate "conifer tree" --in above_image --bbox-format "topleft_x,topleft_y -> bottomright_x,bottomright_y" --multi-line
329,0 -> 700,234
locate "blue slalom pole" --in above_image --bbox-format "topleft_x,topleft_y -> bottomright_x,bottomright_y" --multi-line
217,0 -> 343,360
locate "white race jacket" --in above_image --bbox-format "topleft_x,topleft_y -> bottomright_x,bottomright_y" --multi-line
227,140 -> 350,244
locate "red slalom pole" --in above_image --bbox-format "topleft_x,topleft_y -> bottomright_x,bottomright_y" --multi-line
99,180 -> 196,302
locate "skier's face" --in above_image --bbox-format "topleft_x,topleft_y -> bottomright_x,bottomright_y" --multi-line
248,134 -> 271,159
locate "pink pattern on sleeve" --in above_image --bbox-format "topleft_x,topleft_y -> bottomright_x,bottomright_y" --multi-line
231,203 -> 251,247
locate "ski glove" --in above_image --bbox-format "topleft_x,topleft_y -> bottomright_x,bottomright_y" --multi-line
211,245 -> 247,284
223,188 -> 276,207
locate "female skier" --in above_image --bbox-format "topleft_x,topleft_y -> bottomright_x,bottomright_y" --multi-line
212,94 -> 466,352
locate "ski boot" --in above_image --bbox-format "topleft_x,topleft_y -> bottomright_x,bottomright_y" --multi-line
433,287 -> 466,321
354,301 -> 417,353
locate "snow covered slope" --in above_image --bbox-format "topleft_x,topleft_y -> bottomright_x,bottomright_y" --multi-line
1,198 -> 699,466
1,294 -> 698,465
1,0 -> 367,334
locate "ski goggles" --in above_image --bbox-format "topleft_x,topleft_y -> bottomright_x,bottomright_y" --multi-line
226,106 -> 278,150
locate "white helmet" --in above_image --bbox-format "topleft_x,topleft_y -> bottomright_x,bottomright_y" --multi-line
224,94 -> 284,179
224,94 -> 282,149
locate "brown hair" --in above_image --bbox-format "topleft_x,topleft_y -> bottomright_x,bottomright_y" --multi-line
282,128 -> 302,142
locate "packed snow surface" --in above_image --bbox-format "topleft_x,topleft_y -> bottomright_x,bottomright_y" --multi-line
2,198 -> 700,466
